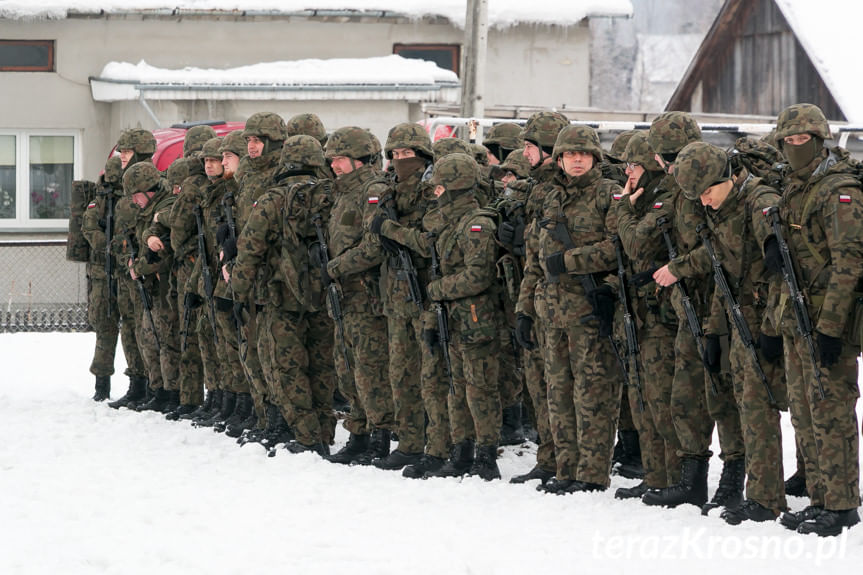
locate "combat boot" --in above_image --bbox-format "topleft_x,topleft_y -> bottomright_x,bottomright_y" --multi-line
499,403 -> 525,446
721,499 -> 779,525
701,458 -> 745,515
92,376 -> 110,401
166,402 -> 199,421
135,387 -> 172,412
217,392 -> 252,433
467,445 -> 501,481
159,390 -> 181,415
779,505 -> 824,531
108,376 -> 147,409
797,508 -> 860,537
354,429 -> 391,466
784,470 -> 807,497
562,480 -> 606,494
284,440 -> 330,457
510,465 -> 555,485
424,439 -> 475,478
241,402 -> 279,445
226,408 -> 258,439
327,433 -> 370,465
403,454 -> 446,479
641,457 -> 709,508
538,477 -> 578,494
373,449 -> 422,471
615,481 -> 649,500
613,429 -> 644,479
260,409 -> 295,451
195,390 -> 236,428
187,389 -> 220,422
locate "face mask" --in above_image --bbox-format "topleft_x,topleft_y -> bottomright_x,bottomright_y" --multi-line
393,157 -> 426,182
784,137 -> 822,172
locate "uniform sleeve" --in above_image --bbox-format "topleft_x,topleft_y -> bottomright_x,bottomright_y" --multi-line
430,216 -> 498,301
327,182 -> 387,278
563,185 -> 619,274
614,191 -> 671,266
380,218 -> 432,257
82,197 -> 106,252
668,244 -> 711,281
749,187 -> 781,250
231,194 -> 279,298
516,218 -> 541,317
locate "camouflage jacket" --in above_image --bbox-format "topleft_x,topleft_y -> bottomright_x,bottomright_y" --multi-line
187,175 -> 227,301
130,182 -> 175,294
81,177 -> 123,278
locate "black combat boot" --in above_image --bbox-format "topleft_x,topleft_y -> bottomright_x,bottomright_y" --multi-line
284,440 -> 330,457
241,402 -> 279,445
538,477 -> 578,494
260,408 -> 295,452
510,465 -> 555,485
327,433 -> 370,465
615,481 -> 650,500
721,499 -> 779,525
562,480 -> 606,494
499,403 -> 525,446
226,408 -> 257,439
797,508 -> 860,537
403,454 -> 447,479
613,429 -> 644,479
136,387 -> 172,412
195,390 -> 236,428
424,439 -> 475,478
166,402 -> 199,421
354,429 -> 391,466
159,390 -> 180,415
108,376 -> 147,409
373,449 -> 422,471
187,389 -> 221,422
779,505 -> 824,531
784,470 -> 807,497
216,392 -> 252,433
702,457 -> 745,515
92,376 -> 110,401
641,456 -> 709,508
468,445 -> 501,481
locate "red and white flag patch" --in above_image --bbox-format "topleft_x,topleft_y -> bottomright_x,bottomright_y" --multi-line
762,207 -> 771,215
839,194 -> 852,203
612,193 -> 623,200
470,224 -> 483,232
653,202 -> 663,209
368,196 -> 379,204
87,202 -> 96,209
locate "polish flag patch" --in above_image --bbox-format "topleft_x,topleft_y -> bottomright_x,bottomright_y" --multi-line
87,202 -> 96,209
653,202 -> 663,209
762,207 -> 772,215
612,193 -> 623,200
470,224 -> 483,232
839,195 -> 852,203
368,196 -> 379,204
253,201 -> 258,207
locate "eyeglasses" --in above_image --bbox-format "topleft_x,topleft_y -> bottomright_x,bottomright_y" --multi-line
625,163 -> 641,170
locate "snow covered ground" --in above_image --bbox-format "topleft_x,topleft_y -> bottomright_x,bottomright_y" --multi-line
2,332 -> 861,574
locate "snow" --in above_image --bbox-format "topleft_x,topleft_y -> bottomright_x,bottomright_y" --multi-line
97,56 -> 459,87
774,0 -> 863,124
2,331 -> 862,573
632,33 -> 705,110
0,0 -> 633,29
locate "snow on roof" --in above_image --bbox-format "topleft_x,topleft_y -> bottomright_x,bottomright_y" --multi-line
0,0 -> 633,29
775,0 -> 863,123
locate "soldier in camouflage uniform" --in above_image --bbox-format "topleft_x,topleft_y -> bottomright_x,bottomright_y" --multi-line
483,122 -> 522,165
674,141 -> 789,525
602,129 -> 638,187
323,126 -> 396,465
230,135 -> 336,456
519,125 -> 623,494
644,112 -> 745,510
766,104 -> 862,536
287,113 -> 328,147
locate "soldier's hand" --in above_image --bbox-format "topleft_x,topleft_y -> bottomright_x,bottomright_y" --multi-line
222,237 -> 238,262
233,301 -> 247,326
128,259 -> 139,281
703,334 -> 722,374
369,214 -> 387,236
380,236 -> 402,256
816,331 -> 842,368
545,251 -> 567,276
758,333 -> 783,365
421,328 -> 439,352
216,223 -> 231,246
221,264 -> 230,283
426,279 -> 443,302
763,236 -> 782,276
652,264 -> 679,287
147,236 -> 164,252
630,267 -> 659,287
515,314 -> 537,351
587,284 -> 616,338
144,248 -> 161,264
184,292 -> 203,310
497,221 -> 516,245
98,218 -> 107,231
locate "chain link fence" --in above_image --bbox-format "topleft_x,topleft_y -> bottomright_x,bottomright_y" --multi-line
0,239 -> 90,333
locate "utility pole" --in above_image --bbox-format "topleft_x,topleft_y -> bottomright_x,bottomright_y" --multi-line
461,0 -> 488,141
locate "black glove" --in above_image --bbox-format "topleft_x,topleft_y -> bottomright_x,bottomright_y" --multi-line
758,333 -> 784,365
222,237 -> 237,262
144,248 -> 161,264
515,314 -> 537,351
586,284 -> 616,338
630,267 -> 659,288
703,334 -> 722,374
370,214 -> 387,236
232,301 -> 247,326
216,223 -> 231,246
98,218 -> 107,231
183,292 -> 203,310
421,328 -> 439,353
380,236 -> 402,256
763,236 -> 782,276
545,251 -> 567,276
498,220 -> 526,254
816,331 -> 842,368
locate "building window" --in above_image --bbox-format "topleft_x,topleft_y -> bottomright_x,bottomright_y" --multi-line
0,40 -> 55,72
393,43 -> 460,76
0,131 -> 79,229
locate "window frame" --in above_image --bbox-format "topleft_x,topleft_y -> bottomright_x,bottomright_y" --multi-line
0,129 -> 81,231
0,40 -> 55,72
393,43 -> 461,76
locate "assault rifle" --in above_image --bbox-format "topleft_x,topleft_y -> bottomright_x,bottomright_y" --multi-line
194,205 -> 219,347
613,235 -> 645,412
127,230 -> 161,353
429,242 -> 455,395
764,206 -> 825,400
697,224 -> 778,408
103,189 -> 116,318
656,215 -> 718,396
312,214 -> 351,372
221,191 -> 246,352
381,194 -> 424,313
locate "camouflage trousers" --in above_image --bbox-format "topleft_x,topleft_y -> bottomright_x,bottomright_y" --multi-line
116,276 -> 146,378
635,322 -> 681,488
728,325 -> 787,512
236,304 -> 265,397
333,330 -> 364,434
214,298 -> 263,417
448,334 -> 501,448
193,301 -> 223,406
130,283 -> 165,391
340,308 -> 395,432
87,272 -> 120,378
263,307 -> 336,446
544,324 -> 621,486
498,324 -> 524,410
782,332 -> 860,511
386,313 -> 425,454
524,325 -> 555,473
420,330 -> 452,459
176,293 -> 204,404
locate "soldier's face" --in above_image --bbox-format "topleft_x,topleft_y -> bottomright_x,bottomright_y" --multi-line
391,148 -> 416,160
501,172 -> 517,185
330,155 -> 357,176
246,136 -> 264,158
523,142 -> 542,167
433,184 -> 445,198
119,149 -> 134,169
559,151 -> 594,177
204,157 -> 223,178
487,151 -> 500,166
700,180 -> 734,210
783,133 -> 811,146
222,151 -> 240,175
131,191 -> 154,208
625,163 -> 645,189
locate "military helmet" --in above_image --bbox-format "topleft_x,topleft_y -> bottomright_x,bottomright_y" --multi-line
117,128 -> 156,155
430,152 -> 478,191
384,122 -> 433,159
103,155 -> 123,185
520,111 -> 570,150
183,125 -> 218,157
647,111 -> 702,156
219,131 -> 247,158
552,125 -> 603,164
500,148 -> 530,179
201,136 -> 223,160
623,131 -> 662,172
608,130 -> 639,162
243,112 -> 288,142
166,157 -> 191,187
472,143 -> 490,166
324,126 -> 376,161
727,136 -> 782,177
484,123 -> 522,151
774,103 -> 831,141
123,161 -> 161,194
674,142 -> 731,201
432,137 -> 472,161
367,130 -> 383,166
286,113 -> 328,145
281,135 -> 326,169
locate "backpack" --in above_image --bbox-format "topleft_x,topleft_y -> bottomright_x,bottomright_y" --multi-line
66,179 -> 97,262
